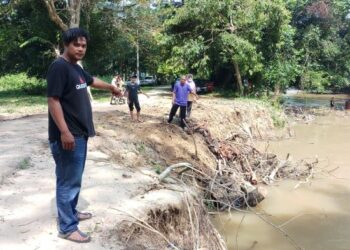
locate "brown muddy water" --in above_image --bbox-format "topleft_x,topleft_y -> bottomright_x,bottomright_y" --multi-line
212,112 -> 350,250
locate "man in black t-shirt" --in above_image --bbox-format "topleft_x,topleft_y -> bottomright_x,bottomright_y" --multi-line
47,28 -> 121,243
125,75 -> 149,122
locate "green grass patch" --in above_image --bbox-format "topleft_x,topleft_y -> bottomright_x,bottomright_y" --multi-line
0,73 -> 119,114
213,92 -> 287,128
0,73 -> 47,114
208,89 -> 240,98
0,90 -> 47,114
153,164 -> 164,175
18,157 -> 32,170
136,142 -> 146,153
0,73 -> 46,95
90,89 -> 111,103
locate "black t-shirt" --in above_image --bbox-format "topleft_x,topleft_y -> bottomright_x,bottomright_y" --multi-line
47,57 -> 95,141
126,83 -> 140,101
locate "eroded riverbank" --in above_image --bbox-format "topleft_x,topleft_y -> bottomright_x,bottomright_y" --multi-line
213,112 -> 350,250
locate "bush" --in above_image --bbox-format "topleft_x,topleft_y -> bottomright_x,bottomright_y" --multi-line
330,75 -> 350,93
301,70 -> 329,93
0,73 -> 46,95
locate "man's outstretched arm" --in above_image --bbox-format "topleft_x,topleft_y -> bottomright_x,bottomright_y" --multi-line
90,77 -> 122,96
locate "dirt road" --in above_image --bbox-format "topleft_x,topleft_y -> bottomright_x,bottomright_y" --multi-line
0,92 -> 170,250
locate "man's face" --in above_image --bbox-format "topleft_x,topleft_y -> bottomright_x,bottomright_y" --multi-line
180,78 -> 186,85
65,37 -> 87,62
131,77 -> 137,83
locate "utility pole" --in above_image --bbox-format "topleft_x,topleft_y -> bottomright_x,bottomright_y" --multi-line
136,29 -> 140,83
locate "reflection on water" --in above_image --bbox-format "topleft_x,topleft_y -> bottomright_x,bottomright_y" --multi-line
282,93 -> 349,110
213,113 -> 350,250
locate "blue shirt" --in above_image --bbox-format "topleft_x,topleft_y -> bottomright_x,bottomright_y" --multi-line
174,82 -> 192,106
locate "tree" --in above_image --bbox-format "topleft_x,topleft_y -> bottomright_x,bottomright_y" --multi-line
289,0 -> 350,92
0,1 -> 59,76
42,0 -> 82,30
158,0 -> 293,95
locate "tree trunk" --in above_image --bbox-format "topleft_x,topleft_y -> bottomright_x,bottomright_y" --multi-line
68,0 -> 81,28
42,0 -> 81,30
273,84 -> 281,101
136,29 -> 140,81
42,0 -> 68,31
233,61 -> 243,95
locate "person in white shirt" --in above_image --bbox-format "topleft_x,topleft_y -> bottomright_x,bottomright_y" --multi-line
110,75 -> 125,104
186,74 -> 197,118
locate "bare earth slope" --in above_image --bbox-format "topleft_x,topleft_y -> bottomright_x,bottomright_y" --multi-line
0,88 -> 283,249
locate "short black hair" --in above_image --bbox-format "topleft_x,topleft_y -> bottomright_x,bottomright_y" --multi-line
62,28 -> 90,45
131,75 -> 137,78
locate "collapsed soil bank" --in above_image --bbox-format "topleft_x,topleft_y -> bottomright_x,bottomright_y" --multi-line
90,97 -> 309,249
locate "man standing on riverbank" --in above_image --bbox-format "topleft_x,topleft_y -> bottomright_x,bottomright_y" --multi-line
168,75 -> 198,128
47,28 -> 121,243
186,74 -> 197,118
125,75 -> 149,122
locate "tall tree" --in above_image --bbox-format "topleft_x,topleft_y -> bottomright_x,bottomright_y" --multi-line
42,0 -> 81,30
158,0 -> 293,95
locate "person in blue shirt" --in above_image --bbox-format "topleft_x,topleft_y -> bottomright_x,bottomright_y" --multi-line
168,75 -> 198,128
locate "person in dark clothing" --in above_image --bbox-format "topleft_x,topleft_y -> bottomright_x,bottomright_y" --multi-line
125,75 -> 149,122
330,97 -> 335,109
47,28 -> 122,243
168,75 -> 198,128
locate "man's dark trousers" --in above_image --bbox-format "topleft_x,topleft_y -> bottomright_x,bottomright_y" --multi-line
168,103 -> 187,128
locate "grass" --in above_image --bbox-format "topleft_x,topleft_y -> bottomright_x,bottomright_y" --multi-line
208,89 -> 240,98
153,164 -> 164,175
18,157 -> 32,170
0,90 -> 47,115
0,86 -> 158,115
136,142 -> 146,153
0,73 -> 47,115
90,89 -> 111,103
208,88 -> 287,128
0,73 -> 162,116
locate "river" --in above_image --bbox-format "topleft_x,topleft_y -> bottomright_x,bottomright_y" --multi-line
213,95 -> 350,250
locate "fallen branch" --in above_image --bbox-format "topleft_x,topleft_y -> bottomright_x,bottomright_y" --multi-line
294,165 -> 314,189
159,162 -> 192,182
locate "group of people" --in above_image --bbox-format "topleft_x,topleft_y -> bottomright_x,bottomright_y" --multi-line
46,27 -> 198,244
109,73 -> 198,127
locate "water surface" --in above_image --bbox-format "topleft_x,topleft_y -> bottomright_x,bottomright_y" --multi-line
213,112 -> 350,250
